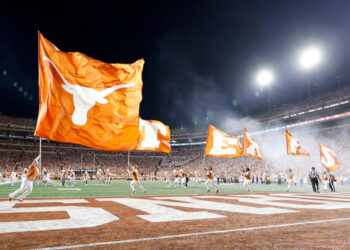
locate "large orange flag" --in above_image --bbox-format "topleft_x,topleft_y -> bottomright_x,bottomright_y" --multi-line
286,130 -> 310,156
243,128 -> 263,160
136,119 -> 171,153
205,125 -> 242,157
319,142 -> 339,172
35,33 -> 144,151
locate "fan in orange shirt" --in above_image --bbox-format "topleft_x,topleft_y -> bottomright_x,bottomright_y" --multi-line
8,155 -> 40,202
127,165 -> 146,195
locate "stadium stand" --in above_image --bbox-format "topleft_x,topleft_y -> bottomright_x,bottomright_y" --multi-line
1,85 -> 350,183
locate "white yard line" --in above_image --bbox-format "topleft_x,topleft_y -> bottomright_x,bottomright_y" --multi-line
36,216 -> 350,250
2,191 -> 350,200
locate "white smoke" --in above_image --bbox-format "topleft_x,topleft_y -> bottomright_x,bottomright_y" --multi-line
216,114 -> 350,176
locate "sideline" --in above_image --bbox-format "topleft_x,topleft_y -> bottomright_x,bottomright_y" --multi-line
1,191 -> 350,200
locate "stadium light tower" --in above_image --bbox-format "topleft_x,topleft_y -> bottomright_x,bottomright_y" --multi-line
256,69 -> 274,87
299,47 -> 322,69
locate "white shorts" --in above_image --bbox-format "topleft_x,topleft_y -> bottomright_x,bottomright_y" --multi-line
244,179 -> 252,185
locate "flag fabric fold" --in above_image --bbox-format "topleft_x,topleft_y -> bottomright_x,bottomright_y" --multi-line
319,142 -> 339,172
35,33 -> 144,151
286,130 -> 310,156
243,128 -> 263,160
136,119 -> 171,153
205,125 -> 242,157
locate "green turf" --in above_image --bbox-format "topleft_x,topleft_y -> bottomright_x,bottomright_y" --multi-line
1,180 -> 350,198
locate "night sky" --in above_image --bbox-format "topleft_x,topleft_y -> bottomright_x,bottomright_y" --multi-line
1,0 -> 350,128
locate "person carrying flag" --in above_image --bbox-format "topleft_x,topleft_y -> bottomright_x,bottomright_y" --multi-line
285,168 -> 295,192
205,167 -> 219,194
8,155 -> 40,202
243,167 -> 254,192
127,165 -> 146,195
328,170 -> 336,192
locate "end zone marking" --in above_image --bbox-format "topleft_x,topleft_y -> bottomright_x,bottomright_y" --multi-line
35,216 -> 350,250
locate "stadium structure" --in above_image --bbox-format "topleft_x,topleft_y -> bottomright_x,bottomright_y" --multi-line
1,84 -> 350,249
1,85 -> 350,178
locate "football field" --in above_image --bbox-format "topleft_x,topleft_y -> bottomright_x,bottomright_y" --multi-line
2,181 -> 350,249
2,180 -> 350,198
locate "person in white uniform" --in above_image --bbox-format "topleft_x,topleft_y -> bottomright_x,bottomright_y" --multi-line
10,171 -> 17,187
42,168 -> 51,187
8,155 -> 40,202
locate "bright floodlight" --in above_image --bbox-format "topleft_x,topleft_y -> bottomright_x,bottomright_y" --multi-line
300,47 -> 321,69
256,69 -> 273,86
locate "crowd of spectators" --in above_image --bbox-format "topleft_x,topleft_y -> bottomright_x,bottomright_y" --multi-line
1,128 -> 349,185
1,84 -> 350,183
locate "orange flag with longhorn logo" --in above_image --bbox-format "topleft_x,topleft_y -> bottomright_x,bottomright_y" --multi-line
243,128 -> 263,160
35,33 -> 144,151
286,130 -> 310,156
205,125 -> 242,157
319,142 -> 339,172
136,119 -> 171,153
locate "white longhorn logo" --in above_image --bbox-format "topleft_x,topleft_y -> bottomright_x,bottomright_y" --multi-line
290,137 -> 301,154
246,133 -> 262,158
320,146 -> 335,167
43,56 -> 135,126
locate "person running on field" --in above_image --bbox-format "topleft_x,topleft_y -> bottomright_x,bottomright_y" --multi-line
205,167 -> 219,194
61,169 -> 66,187
322,171 -> 328,191
83,170 -> 90,186
127,165 -> 146,195
243,167 -> 254,192
328,170 -> 336,192
8,155 -> 40,202
42,168 -> 51,187
309,167 -> 321,193
285,168 -> 294,192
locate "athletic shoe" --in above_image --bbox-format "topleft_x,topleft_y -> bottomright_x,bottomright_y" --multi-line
17,198 -> 23,202
132,191 -> 135,195
216,190 -> 219,194
207,189 -> 210,193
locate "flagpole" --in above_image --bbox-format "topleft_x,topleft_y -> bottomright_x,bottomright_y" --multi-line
128,151 -> 130,168
37,32 -> 42,187
38,31 -> 42,175
202,144 -> 206,166
39,137 -> 42,173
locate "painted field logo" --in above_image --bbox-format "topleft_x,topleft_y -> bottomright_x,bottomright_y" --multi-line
1,193 -> 350,234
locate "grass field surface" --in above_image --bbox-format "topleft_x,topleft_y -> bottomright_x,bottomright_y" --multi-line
1,180 -> 350,198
